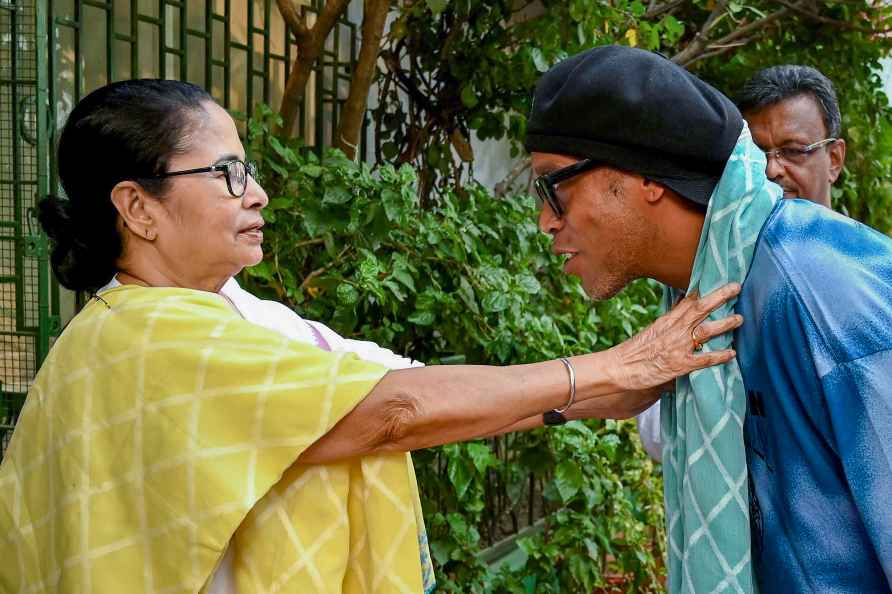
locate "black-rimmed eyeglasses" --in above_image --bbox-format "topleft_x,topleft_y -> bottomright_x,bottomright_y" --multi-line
762,138 -> 838,166
533,158 -> 599,217
145,159 -> 257,198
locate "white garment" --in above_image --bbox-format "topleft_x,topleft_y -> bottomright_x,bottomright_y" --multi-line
635,401 -> 662,462
99,276 -> 422,592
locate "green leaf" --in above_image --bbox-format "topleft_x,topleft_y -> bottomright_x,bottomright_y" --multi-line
448,459 -> 474,499
323,185 -> 352,205
336,283 -> 359,305
466,442 -> 496,474
516,274 -> 541,294
408,310 -> 435,325
426,0 -> 448,16
460,84 -> 479,108
303,164 -> 323,178
381,188 -> 403,222
481,291 -> 508,312
554,460 -> 584,503
457,276 -> 479,314
531,48 -> 549,73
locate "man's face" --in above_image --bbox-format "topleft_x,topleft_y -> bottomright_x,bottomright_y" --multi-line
532,153 -> 651,301
744,94 -> 845,208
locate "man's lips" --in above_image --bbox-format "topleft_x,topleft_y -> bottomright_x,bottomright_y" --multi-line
553,249 -> 579,268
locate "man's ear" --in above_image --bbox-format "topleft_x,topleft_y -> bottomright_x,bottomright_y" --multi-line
110,181 -> 158,241
828,138 -> 846,184
640,177 -> 667,204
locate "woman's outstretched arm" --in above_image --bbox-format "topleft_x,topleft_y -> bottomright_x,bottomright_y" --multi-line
299,283 -> 741,464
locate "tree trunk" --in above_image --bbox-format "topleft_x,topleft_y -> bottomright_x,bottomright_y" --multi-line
336,0 -> 390,159
276,0 -> 352,136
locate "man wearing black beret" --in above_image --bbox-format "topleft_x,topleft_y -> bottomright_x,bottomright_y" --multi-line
525,45 -> 892,593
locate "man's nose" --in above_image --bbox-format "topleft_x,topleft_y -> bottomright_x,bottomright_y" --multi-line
538,203 -> 563,234
764,154 -> 786,181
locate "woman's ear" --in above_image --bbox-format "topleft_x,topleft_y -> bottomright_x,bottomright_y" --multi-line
110,181 -> 157,241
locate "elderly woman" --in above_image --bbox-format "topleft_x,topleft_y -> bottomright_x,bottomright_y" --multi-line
0,80 -> 741,594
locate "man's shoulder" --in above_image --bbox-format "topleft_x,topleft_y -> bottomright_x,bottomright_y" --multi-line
760,198 -> 889,256
756,199 -> 892,288
745,199 -> 892,364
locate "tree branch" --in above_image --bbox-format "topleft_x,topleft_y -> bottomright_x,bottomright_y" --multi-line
337,0 -> 390,159
494,157 -> 531,198
774,0 -> 891,32
706,6 -> 789,48
671,0 -> 731,65
645,0 -> 685,19
276,0 -> 310,41
277,0 -> 352,136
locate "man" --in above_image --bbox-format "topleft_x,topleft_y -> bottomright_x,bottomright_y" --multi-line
636,64 -> 848,461
525,45 -> 892,593
739,64 -> 846,208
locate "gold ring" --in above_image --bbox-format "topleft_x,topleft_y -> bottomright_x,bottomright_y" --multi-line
691,326 -> 704,351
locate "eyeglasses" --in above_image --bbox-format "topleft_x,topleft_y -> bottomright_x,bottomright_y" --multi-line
762,138 -> 837,166
146,159 -> 257,198
533,158 -> 599,217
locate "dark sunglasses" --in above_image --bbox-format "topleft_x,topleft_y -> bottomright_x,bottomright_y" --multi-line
533,158 -> 599,217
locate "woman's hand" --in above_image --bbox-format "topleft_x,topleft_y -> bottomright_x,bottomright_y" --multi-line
607,283 -> 743,393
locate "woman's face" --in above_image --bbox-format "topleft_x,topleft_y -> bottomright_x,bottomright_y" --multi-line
151,101 -> 268,286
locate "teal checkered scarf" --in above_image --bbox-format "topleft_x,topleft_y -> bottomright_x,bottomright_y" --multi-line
661,123 -> 780,593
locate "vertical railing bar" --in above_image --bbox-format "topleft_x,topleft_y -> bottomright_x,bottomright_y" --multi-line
11,0 -> 23,329
330,18 -> 340,147
223,0 -> 231,108
262,0 -> 271,105
37,0 -> 52,362
106,0 -> 114,83
130,0 -> 138,78
246,0 -> 254,119
158,0 -> 165,78
204,0 -> 212,90
179,0 -> 186,80
47,0 -> 58,196
75,0 -> 83,102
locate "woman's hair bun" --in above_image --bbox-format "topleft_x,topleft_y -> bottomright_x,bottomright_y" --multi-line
37,195 -> 76,246
37,195 -> 117,292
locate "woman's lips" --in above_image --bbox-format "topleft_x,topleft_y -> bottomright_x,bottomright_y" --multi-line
239,225 -> 264,241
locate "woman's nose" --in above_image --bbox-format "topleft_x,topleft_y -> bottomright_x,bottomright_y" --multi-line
242,176 -> 269,209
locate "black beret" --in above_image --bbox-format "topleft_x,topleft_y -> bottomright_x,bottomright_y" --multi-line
524,45 -> 743,205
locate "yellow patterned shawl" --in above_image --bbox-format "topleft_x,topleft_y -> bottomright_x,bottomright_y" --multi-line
0,285 -> 433,593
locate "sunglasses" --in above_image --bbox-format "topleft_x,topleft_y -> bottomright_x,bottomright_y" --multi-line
533,158 -> 599,217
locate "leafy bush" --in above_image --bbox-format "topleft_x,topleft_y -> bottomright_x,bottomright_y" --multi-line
240,107 -> 666,591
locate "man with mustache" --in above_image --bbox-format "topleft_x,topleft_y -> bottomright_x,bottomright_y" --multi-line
525,45 -> 892,593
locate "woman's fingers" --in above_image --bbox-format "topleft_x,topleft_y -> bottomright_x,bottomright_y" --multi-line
690,348 -> 738,370
690,283 -> 741,318
693,314 -> 744,344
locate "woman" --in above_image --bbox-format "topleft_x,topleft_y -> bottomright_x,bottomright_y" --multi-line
0,80 -> 742,594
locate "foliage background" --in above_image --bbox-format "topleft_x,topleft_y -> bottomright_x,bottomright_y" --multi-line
245,1 -> 892,591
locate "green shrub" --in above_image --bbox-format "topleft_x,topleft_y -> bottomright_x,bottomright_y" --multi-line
240,107 -> 666,591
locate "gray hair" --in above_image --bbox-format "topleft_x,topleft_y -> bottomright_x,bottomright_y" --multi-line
737,65 -> 841,138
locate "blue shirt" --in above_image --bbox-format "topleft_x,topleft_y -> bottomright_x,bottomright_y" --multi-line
736,199 -> 892,593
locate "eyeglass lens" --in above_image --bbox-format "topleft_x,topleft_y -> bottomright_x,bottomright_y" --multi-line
221,161 -> 247,197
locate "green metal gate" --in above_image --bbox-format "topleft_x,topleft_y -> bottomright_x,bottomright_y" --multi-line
1,0 -> 362,459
